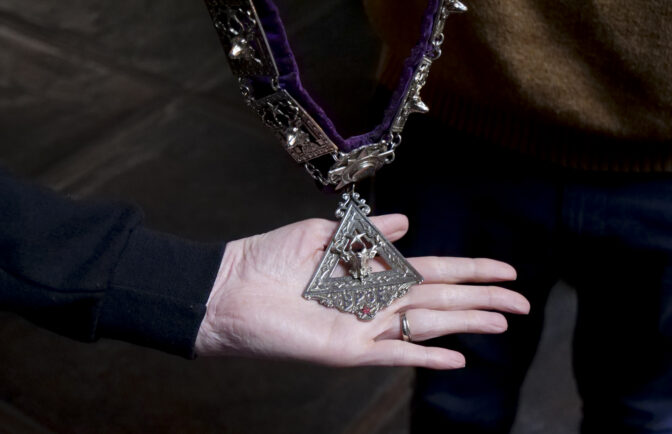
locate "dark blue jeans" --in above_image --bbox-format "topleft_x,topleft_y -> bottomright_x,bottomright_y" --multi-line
375,119 -> 672,433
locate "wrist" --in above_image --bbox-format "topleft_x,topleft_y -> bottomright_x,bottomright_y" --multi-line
194,238 -> 244,357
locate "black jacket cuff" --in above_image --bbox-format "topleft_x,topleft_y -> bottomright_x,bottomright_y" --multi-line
98,227 -> 224,358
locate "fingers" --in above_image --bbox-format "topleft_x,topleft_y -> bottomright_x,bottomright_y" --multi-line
397,284 -> 530,315
408,256 -> 517,284
369,214 -> 409,243
364,340 -> 466,370
377,309 -> 509,341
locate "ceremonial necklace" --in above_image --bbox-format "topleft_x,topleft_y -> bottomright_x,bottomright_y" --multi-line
205,0 -> 466,320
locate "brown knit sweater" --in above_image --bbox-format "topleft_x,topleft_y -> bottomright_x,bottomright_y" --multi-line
364,0 -> 672,172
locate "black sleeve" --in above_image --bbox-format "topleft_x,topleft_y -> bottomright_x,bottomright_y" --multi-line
0,167 -> 224,358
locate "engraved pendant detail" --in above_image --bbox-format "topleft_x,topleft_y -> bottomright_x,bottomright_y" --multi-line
303,191 -> 423,320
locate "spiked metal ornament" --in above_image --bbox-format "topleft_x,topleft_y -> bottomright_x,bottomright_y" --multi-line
303,190 -> 423,320
447,0 -> 468,13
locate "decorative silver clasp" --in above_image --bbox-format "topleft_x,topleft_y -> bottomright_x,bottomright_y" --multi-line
326,142 -> 394,190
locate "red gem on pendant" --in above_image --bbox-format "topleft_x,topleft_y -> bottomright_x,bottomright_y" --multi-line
361,306 -> 371,315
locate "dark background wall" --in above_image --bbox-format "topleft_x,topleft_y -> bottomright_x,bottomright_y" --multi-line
0,1 -> 580,432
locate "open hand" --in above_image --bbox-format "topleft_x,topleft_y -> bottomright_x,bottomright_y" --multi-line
195,214 -> 529,369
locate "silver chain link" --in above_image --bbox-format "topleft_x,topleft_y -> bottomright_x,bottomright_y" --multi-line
304,161 -> 331,186
429,32 -> 444,60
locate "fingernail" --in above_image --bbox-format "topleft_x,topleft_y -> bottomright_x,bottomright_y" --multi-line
511,299 -> 531,315
499,266 -> 517,280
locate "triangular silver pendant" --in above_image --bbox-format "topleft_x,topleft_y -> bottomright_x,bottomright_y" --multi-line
303,190 -> 423,320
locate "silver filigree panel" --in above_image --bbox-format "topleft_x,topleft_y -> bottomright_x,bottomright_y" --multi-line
205,0 -> 278,77
251,90 -> 337,163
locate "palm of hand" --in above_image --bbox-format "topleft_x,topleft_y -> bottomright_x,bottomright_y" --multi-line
196,215 -> 529,370
199,219 -> 384,365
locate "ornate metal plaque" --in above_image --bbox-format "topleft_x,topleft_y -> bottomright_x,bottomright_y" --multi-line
303,191 -> 423,320
251,90 -> 338,163
205,0 -> 279,77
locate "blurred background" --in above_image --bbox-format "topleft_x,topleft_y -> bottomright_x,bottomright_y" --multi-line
0,0 -> 580,432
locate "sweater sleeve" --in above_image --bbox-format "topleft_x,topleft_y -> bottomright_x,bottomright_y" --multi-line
0,167 -> 224,358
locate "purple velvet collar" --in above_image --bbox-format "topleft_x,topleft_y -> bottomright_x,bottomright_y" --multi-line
253,0 -> 441,152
